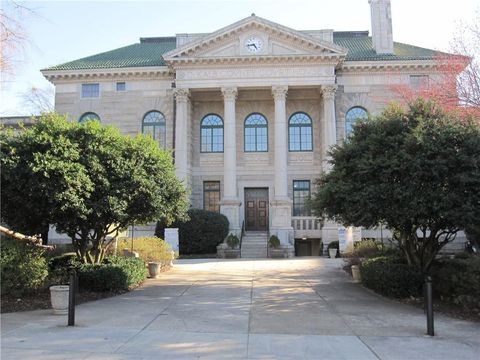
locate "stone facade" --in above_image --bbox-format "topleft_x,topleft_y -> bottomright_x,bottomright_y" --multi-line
42,1 -> 454,253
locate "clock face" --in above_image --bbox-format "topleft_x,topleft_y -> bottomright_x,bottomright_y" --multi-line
245,37 -> 263,53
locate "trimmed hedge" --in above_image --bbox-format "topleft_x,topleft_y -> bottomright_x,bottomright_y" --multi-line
78,256 -> 147,292
0,236 -> 49,296
156,209 -> 229,254
360,256 -> 423,298
431,256 -> 480,307
115,236 -> 174,263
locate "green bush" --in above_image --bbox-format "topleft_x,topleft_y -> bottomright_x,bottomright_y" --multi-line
156,209 -> 229,254
431,257 -> 480,307
226,234 -> 240,249
360,256 -> 423,298
269,235 -> 280,249
78,256 -> 146,292
353,239 -> 383,258
0,236 -> 49,296
327,240 -> 339,250
48,253 -> 78,285
115,237 -> 174,264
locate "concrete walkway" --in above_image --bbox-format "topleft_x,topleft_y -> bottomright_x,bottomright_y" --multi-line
1,258 -> 479,359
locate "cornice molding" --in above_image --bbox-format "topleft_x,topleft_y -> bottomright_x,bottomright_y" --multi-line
166,54 -> 345,67
41,66 -> 172,83
339,60 -> 439,73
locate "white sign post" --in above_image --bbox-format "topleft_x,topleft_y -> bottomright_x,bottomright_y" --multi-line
164,228 -> 179,256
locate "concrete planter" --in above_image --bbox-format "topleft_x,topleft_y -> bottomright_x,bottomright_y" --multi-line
329,248 -> 338,258
148,262 -> 162,279
49,285 -> 69,315
224,249 -> 240,259
351,265 -> 361,282
269,248 -> 285,258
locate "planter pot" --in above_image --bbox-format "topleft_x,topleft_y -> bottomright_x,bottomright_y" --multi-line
224,249 -> 240,259
49,285 -> 70,315
329,248 -> 338,258
351,265 -> 361,282
148,262 -> 162,279
269,248 -> 285,259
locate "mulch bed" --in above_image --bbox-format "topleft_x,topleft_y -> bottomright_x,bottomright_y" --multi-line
1,288 -> 126,314
399,297 -> 480,323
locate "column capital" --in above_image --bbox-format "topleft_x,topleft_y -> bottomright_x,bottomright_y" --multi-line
321,85 -> 337,100
173,88 -> 190,102
221,87 -> 238,101
272,85 -> 288,101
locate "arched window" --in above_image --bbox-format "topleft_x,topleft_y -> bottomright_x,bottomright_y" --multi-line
345,107 -> 368,138
201,114 -> 223,152
78,112 -> 100,123
289,112 -> 313,151
244,113 -> 268,152
142,111 -> 166,148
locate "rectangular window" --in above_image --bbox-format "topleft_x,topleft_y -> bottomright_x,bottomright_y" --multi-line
204,181 -> 220,213
410,75 -> 429,89
81,83 -> 99,98
116,82 -> 126,91
293,180 -> 311,216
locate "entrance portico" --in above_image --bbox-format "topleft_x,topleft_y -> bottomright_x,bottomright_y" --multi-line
164,15 -> 345,248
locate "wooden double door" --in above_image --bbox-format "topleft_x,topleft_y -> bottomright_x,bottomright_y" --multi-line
244,188 -> 269,231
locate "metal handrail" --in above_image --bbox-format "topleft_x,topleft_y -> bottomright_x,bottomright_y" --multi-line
240,220 -> 245,250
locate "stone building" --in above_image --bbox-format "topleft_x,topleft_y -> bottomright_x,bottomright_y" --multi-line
42,0 -> 447,255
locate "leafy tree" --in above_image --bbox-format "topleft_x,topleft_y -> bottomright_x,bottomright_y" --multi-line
1,113 -> 188,263
311,99 -> 480,272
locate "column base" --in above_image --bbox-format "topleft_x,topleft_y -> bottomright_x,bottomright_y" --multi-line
220,198 -> 242,236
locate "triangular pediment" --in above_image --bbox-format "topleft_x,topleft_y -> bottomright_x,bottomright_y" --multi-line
163,15 -> 347,63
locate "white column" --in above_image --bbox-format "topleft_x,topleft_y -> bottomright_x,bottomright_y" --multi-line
221,87 -> 238,200
270,86 -> 293,255
220,87 -> 241,235
174,88 -> 190,182
272,85 -> 289,200
321,85 -> 337,172
321,85 -> 340,245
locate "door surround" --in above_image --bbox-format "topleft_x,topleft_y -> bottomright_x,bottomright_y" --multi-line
244,187 -> 269,231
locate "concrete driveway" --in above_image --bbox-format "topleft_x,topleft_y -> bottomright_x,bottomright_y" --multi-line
1,258 -> 479,359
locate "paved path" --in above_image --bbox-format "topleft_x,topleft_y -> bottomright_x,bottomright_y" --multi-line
2,258 -> 479,359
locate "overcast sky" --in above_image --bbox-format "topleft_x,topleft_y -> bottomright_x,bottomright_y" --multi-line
1,0 -> 478,116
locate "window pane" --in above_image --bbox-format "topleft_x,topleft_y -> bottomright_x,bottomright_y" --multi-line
142,111 -> 166,148
81,84 -> 99,98
116,82 -> 126,91
289,113 -> 312,151
245,113 -> 268,152
345,107 -> 368,138
204,181 -> 220,213
300,127 -> 312,150
293,180 -> 311,216
201,114 -> 223,153
245,127 -> 256,151
79,112 -> 100,123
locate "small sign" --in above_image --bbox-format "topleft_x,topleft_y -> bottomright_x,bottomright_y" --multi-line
164,228 -> 179,255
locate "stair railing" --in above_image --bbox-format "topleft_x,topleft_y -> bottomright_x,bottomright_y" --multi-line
240,220 -> 245,250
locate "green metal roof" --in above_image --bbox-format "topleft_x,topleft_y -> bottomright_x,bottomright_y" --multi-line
43,32 -> 441,71
333,32 -> 441,61
43,37 -> 176,71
